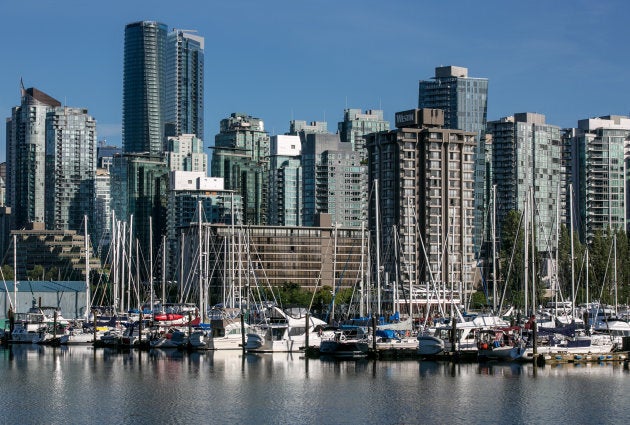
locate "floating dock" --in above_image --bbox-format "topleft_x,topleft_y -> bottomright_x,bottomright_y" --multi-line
534,351 -> 628,366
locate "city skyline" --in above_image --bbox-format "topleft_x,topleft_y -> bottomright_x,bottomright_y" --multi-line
1,0 -> 630,165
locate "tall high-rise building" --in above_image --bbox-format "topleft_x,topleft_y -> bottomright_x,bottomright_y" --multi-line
565,115 -> 630,242
121,21 -> 169,268
419,66 -> 488,256
211,113 -> 270,225
6,87 -> 61,229
123,21 -> 168,155
301,133 -> 366,228
366,109 -> 476,311
338,109 -> 390,161
268,135 -> 302,226
45,107 -> 97,232
165,30 -> 204,140
488,113 -> 562,252
120,21 -> 204,266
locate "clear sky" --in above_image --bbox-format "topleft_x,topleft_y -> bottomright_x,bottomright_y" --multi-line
1,0 -> 629,163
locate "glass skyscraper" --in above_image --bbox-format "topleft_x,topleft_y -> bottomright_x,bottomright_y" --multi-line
165,30 -> 204,140
45,107 -> 97,232
565,115 -> 630,242
123,21 -> 168,155
419,66 -> 488,256
6,87 -> 61,229
120,21 -> 204,269
488,113 -> 562,252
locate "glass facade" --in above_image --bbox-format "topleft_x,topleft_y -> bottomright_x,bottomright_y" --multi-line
301,133 -> 366,228
6,88 -> 61,229
45,107 -> 97,232
338,109 -> 390,163
93,168 -> 111,255
211,113 -> 270,225
268,135 -> 303,226
567,116 -> 630,242
165,30 -> 204,140
488,113 -> 562,252
110,154 -> 168,275
123,21 -> 167,155
166,134 -> 207,172
418,66 -> 488,256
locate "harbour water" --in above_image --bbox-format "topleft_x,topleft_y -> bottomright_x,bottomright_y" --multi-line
1,345 -> 628,424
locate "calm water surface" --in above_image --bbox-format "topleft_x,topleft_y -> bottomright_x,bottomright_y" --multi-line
0,345 -> 628,424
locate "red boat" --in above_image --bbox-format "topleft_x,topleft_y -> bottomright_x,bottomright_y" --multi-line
154,313 -> 184,322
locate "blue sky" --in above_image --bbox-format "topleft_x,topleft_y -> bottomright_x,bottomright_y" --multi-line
1,0 -> 629,163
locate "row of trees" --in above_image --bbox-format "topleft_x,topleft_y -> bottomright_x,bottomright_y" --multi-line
253,283 -> 355,317
1,265 -> 74,281
496,210 -> 630,310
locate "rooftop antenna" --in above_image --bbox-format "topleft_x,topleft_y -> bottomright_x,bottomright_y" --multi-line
345,96 -> 348,109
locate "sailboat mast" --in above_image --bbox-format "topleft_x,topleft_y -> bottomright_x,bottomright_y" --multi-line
149,216 -> 154,315
162,234 -> 166,309
13,234 -> 17,313
393,225 -> 398,315
531,190 -> 536,314
360,221 -> 365,318
569,183 -> 575,316
84,215 -> 90,320
180,232 -> 184,304
230,192 -> 235,309
524,190 -> 529,317
128,215 -> 133,313
121,221 -> 126,314
331,222 -> 338,322
555,184 -> 560,316
407,196 -> 413,321
198,201 -> 203,319
585,248 -> 589,308
375,179 -> 382,318
492,185 -> 497,314
111,212 -> 117,311
136,238 -> 140,310
613,234 -> 618,316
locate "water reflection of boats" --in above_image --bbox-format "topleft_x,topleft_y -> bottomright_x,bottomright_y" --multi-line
418,360 -> 441,377
477,362 -> 524,377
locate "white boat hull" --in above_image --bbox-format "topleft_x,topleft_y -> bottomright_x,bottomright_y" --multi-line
417,335 -> 445,356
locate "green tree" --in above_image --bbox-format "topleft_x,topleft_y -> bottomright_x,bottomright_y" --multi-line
45,267 -> 59,281
1,264 -> 14,280
469,290 -> 488,310
27,265 -> 45,280
499,210 -> 524,308
589,229 -> 613,304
